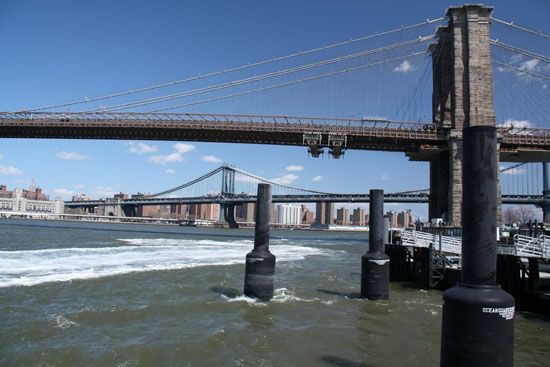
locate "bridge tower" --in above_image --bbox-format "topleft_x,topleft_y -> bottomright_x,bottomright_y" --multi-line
543,163 -> 550,223
429,4 -> 499,226
220,165 -> 239,228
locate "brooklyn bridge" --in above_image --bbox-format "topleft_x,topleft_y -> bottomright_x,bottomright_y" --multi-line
1,4 -> 549,226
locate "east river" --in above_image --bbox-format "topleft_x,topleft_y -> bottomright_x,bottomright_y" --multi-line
0,219 -> 548,366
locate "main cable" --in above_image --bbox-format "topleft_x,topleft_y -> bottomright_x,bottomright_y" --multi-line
150,52 -> 429,113
491,39 -> 550,63
18,18 -> 444,113
491,17 -> 550,40
492,60 -> 550,81
87,36 -> 434,112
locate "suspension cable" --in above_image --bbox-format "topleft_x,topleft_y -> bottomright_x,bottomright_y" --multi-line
18,18 -> 444,113
491,17 -> 550,40
492,60 -> 550,81
490,39 -> 550,63
87,36 -> 434,112
234,167 -> 332,195
150,51 -> 429,112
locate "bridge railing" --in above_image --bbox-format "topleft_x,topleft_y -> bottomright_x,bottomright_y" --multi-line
1,111 -> 436,130
401,229 -> 462,255
402,230 -> 550,259
513,234 -> 543,258
539,235 -> 550,259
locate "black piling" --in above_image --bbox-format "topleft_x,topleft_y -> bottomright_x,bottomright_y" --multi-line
361,189 -> 390,300
440,126 -> 515,366
244,183 -> 276,301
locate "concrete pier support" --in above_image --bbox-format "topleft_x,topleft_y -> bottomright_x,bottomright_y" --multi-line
440,125 -> 514,367
244,184 -> 276,300
221,203 -> 239,228
361,189 -> 390,300
122,205 -> 137,217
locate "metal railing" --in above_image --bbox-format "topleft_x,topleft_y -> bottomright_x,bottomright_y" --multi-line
400,230 -> 550,260
401,229 -> 462,255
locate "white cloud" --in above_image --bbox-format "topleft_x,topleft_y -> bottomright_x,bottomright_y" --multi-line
381,173 -> 390,180
53,188 -> 75,198
147,152 -> 183,164
166,169 -> 176,174
509,54 -> 524,64
94,186 -> 119,197
74,183 -> 85,189
0,165 -> 23,176
519,58 -> 539,73
57,151 -> 88,160
393,60 -> 415,74
202,155 -> 223,163
173,143 -> 196,154
312,175 -> 323,182
271,174 -> 298,185
126,142 -> 157,154
286,165 -> 304,172
498,119 -> 531,129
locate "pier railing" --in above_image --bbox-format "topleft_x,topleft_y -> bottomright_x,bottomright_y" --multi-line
400,229 -> 550,260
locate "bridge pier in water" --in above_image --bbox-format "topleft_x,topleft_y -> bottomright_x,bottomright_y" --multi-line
361,189 -> 389,300
244,184 -> 276,301
221,204 -> 239,228
440,126 -> 514,366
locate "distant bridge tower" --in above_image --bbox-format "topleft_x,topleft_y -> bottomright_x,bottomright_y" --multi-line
428,4 -> 498,226
220,165 -> 239,228
221,165 -> 236,196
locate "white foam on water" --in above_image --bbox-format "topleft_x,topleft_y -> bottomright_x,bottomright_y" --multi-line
0,238 -> 332,288
222,288 -> 318,305
223,294 -> 262,305
52,315 -> 78,329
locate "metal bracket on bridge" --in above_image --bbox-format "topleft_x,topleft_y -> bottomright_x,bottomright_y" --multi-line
303,132 -> 324,158
328,133 -> 347,158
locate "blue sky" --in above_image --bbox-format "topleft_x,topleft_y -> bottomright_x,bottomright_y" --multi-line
0,0 -> 548,220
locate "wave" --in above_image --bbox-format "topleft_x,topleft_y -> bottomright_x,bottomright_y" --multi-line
0,238 -> 331,288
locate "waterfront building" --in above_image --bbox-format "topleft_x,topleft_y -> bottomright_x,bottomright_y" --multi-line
235,202 -> 255,223
336,207 -> 350,225
276,204 -> 301,225
397,210 -> 413,228
0,185 -> 64,216
385,210 -> 399,228
352,207 -> 366,226
202,203 -> 220,221
301,205 -> 315,224
315,202 -> 334,225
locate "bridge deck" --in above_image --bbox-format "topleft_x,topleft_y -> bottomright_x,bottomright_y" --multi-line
65,193 -> 543,206
1,112 -> 549,161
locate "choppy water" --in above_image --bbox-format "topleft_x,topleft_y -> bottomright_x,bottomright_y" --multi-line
0,219 -> 548,366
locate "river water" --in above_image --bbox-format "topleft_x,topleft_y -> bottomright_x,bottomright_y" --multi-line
0,218 -> 548,366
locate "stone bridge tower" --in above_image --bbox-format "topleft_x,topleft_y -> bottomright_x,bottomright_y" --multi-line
428,4 -> 499,226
